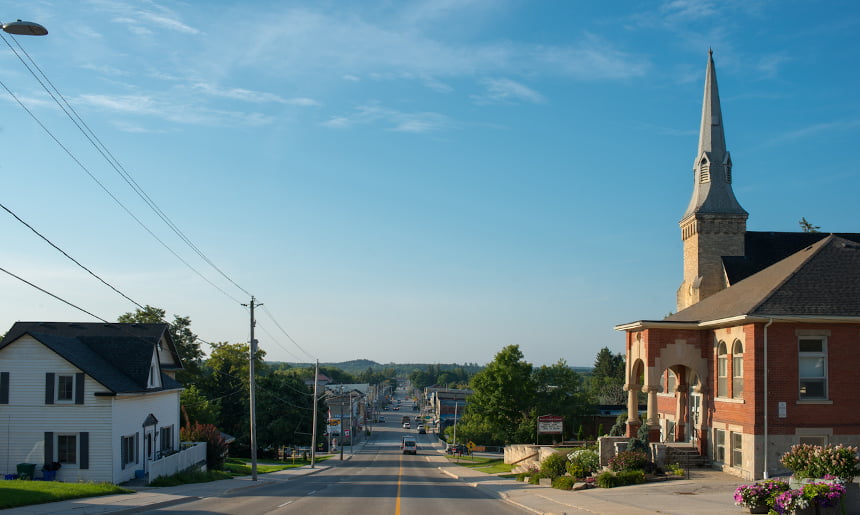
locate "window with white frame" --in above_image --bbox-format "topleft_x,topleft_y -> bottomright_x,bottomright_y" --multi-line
717,342 -> 728,397
713,429 -> 726,463
732,340 -> 743,399
58,434 -> 77,464
57,375 -> 74,402
799,337 -> 827,400
731,432 -> 742,467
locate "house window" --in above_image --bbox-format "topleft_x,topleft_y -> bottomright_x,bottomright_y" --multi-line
732,340 -> 744,399
160,425 -> 173,452
57,375 -> 74,402
665,420 -> 675,443
731,432 -> 742,467
717,342 -> 728,397
713,429 -> 725,462
799,337 -> 827,399
666,370 -> 676,394
122,435 -> 137,468
58,434 -> 77,464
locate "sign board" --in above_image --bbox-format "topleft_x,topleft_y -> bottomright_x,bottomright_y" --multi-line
467,441 -> 476,451
344,429 -> 351,437
538,415 -> 563,434
778,402 -> 787,418
329,419 -> 340,426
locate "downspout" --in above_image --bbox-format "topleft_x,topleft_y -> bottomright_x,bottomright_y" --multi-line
762,318 -> 773,479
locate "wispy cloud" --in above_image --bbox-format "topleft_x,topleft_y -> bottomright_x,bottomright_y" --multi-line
92,0 -> 200,35
766,119 -> 860,145
322,102 -> 447,133
472,78 -> 545,105
75,93 -> 274,127
191,83 -> 319,106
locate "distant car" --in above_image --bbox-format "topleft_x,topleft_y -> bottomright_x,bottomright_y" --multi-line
393,406 -> 400,410
403,422 -> 411,429
378,415 -> 385,423
418,427 -> 426,434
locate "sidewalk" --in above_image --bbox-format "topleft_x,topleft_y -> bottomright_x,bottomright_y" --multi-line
2,459 -> 340,515
431,438 -> 744,515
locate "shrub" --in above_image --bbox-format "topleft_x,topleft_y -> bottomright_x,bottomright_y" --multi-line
567,449 -> 600,478
608,450 -> 648,472
528,473 -> 542,485
515,472 -> 528,482
596,471 -> 619,488
780,444 -> 859,481
180,422 -> 228,470
552,476 -> 577,490
540,452 -> 569,479
617,470 -> 646,485
666,463 -> 685,477
802,482 -> 847,509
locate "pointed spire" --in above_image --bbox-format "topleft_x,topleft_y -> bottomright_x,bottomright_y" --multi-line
681,50 -> 747,221
697,49 -> 726,167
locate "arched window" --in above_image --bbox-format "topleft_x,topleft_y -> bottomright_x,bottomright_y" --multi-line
717,341 -> 728,397
732,340 -> 743,399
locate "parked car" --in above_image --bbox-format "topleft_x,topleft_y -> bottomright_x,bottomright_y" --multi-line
418,427 -> 426,434
378,415 -> 385,423
403,422 -> 411,429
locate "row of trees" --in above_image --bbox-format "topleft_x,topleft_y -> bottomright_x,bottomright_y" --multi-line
447,344 -> 626,446
119,306 -> 332,456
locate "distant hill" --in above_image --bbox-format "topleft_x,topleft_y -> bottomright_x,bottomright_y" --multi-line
273,360 -> 590,378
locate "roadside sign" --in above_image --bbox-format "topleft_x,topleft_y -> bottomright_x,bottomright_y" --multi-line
538,415 -> 563,434
329,419 -> 340,426
467,441 -> 475,451
344,429 -> 351,437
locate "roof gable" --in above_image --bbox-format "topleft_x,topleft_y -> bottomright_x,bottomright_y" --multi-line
667,235 -> 860,322
0,322 -> 183,393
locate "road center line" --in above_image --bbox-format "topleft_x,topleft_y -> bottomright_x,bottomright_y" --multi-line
395,451 -> 403,515
277,500 -> 293,507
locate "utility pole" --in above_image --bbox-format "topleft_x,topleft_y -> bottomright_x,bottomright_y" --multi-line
311,359 -> 319,468
339,385 -> 344,460
242,296 -> 261,481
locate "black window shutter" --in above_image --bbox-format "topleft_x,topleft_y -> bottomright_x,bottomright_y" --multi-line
74,373 -> 84,404
44,432 -> 53,464
121,436 -> 126,469
0,372 -> 8,404
79,432 -> 89,469
135,432 -> 139,464
45,373 -> 54,404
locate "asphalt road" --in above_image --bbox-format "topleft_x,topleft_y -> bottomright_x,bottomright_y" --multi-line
140,402 -> 525,515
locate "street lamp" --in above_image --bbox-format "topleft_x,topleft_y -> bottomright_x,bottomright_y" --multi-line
2,20 -> 48,36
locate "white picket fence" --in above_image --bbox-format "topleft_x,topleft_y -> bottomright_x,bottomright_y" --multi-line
148,441 -> 207,483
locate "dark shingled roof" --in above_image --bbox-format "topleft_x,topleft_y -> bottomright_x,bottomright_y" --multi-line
667,235 -> 860,322
0,322 -> 183,393
723,231 -> 860,284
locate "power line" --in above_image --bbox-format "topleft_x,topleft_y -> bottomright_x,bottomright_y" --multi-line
0,265 -> 110,323
2,32 -> 254,300
260,305 -> 317,361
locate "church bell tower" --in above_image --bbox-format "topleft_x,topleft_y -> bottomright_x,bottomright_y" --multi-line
677,50 -> 748,312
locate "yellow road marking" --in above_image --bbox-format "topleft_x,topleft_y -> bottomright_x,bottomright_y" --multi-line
395,451 -> 403,515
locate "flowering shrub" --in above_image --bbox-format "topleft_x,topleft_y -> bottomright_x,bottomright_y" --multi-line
608,449 -> 648,472
780,443 -> 860,481
733,479 -> 789,509
567,449 -> 600,478
773,488 -> 809,514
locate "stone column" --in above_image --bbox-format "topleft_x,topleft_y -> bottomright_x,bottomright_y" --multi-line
624,383 -> 641,438
644,385 -> 661,442
675,384 -> 688,442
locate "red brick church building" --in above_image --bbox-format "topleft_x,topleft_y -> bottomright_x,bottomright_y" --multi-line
615,51 -> 860,480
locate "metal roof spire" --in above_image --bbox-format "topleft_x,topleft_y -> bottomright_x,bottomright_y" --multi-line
681,50 -> 747,220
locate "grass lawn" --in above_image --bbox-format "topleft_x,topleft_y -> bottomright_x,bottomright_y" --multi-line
446,455 -> 513,474
0,480 -> 132,510
222,456 -> 332,476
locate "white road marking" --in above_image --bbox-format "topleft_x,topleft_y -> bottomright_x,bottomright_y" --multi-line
277,500 -> 293,507
307,490 -> 317,495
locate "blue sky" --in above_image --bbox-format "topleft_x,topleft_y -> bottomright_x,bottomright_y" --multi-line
0,1 -> 858,367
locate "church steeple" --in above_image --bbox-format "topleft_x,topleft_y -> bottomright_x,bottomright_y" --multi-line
677,50 -> 748,312
681,49 -> 747,221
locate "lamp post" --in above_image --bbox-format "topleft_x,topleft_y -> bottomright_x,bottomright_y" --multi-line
339,385 -> 344,461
